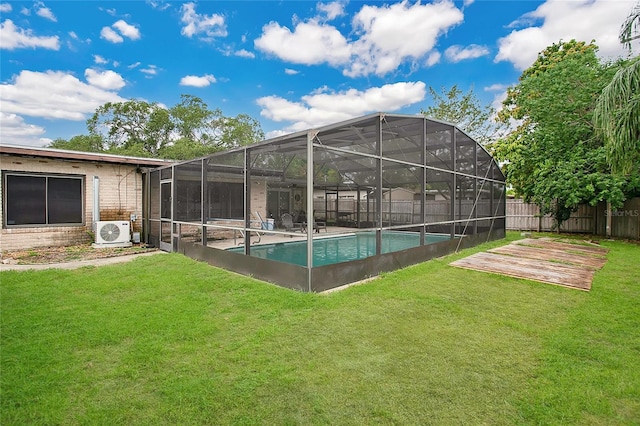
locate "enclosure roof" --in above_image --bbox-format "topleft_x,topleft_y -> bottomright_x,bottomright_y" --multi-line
224,112 -> 462,154
157,112 -> 505,183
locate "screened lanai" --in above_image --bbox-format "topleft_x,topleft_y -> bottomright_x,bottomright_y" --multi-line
144,113 -> 506,292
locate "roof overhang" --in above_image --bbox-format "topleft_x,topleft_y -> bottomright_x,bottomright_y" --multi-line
0,144 -> 174,167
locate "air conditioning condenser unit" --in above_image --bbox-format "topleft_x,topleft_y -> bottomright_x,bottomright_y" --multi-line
93,221 -> 132,248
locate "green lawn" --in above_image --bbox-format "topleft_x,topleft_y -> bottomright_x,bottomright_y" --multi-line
1,232 -> 639,425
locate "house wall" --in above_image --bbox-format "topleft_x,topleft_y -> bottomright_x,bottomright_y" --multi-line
382,188 -> 416,201
251,180 -> 268,220
1,154 -> 143,251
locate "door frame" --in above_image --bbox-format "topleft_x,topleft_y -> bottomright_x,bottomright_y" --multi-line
160,179 -> 172,252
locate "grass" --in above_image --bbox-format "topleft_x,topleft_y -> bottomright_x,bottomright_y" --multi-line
1,232 -> 638,425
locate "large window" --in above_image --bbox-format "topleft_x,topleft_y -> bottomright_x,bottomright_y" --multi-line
3,173 -> 84,226
208,181 -> 243,219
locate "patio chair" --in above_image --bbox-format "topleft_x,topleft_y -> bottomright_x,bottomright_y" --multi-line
281,213 -> 303,233
313,217 -> 327,233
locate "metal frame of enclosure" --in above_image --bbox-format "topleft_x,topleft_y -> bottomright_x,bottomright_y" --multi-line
143,113 -> 506,292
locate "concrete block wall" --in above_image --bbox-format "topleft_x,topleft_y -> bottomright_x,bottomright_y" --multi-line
1,155 -> 143,251
250,180 -> 267,221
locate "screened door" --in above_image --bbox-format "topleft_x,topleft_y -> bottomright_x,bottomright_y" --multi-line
267,189 -> 290,225
160,181 -> 172,251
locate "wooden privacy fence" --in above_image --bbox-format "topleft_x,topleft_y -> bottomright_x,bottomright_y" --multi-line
506,198 -> 640,240
313,198 -> 494,226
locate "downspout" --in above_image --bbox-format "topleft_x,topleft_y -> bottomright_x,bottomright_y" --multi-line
92,176 -> 100,231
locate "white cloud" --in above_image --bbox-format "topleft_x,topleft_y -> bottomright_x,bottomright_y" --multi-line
425,51 -> 441,67
101,20 -> 140,43
490,89 -> 509,113
0,112 -> 49,147
463,0 -> 475,6
284,68 -> 299,75
180,2 -> 227,40
264,129 -> 290,139
496,0 -> 639,70
234,48 -> 255,58
93,54 -> 108,64
255,1 -> 463,78
444,44 -> 490,62
505,13 -> 542,30
0,70 -> 125,120
128,61 -> 141,69
0,19 -> 60,50
255,20 -> 351,66
20,6 -> 29,16
141,65 -> 158,76
484,83 -> 508,92
35,2 -> 56,22
179,74 -> 216,87
346,1 -> 464,77
147,1 -> 171,11
66,31 -> 90,50
317,1 -> 347,21
0,3 -> 12,13
100,26 -> 123,43
84,69 -> 126,90
112,19 -> 140,40
257,81 -> 426,133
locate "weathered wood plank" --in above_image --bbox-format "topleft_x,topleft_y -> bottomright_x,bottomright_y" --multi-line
488,244 -> 607,270
515,238 -> 608,257
450,252 -> 594,291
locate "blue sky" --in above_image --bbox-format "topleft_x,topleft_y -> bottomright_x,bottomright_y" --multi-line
1,0 -> 638,147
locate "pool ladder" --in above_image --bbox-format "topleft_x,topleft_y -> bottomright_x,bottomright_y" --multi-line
235,212 -> 267,245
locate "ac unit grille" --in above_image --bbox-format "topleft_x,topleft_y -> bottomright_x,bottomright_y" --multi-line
99,222 -> 121,242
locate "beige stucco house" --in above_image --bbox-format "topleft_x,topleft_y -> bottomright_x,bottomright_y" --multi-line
0,145 -> 172,251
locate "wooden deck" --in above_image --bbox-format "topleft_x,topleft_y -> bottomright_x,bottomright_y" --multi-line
513,238 -> 609,257
450,238 -> 609,291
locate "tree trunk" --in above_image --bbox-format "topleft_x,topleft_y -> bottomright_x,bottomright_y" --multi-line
606,202 -> 612,238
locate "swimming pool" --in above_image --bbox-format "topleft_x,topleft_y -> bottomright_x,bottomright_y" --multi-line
228,231 -> 451,267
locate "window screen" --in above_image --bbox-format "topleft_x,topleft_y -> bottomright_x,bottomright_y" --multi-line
4,173 -> 84,226
48,177 -> 83,223
208,182 -> 243,219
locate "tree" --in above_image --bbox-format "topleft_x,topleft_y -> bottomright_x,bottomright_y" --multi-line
170,94 -> 218,143
82,95 -> 264,159
87,99 -> 173,157
217,113 -> 264,149
49,134 -> 105,152
420,85 -> 503,145
493,40 -> 628,229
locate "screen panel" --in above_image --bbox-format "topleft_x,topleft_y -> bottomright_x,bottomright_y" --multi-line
48,177 -> 83,224
5,174 -> 46,225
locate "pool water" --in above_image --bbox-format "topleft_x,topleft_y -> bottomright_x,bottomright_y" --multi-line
228,231 -> 451,267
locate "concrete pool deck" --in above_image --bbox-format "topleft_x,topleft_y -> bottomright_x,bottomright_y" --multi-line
205,226 -> 359,250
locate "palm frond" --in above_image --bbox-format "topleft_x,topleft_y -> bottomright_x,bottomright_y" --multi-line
593,58 -> 640,175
